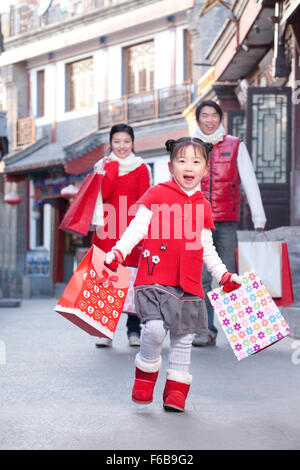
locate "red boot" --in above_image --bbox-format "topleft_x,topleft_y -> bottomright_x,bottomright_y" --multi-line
132,368 -> 159,404
131,354 -> 161,404
163,370 -> 192,412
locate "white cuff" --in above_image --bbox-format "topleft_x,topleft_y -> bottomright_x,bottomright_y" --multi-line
94,158 -> 105,174
135,352 -> 162,373
231,273 -> 242,284
166,369 -> 193,385
105,251 -> 116,265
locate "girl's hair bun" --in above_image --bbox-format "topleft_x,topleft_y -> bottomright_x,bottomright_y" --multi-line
165,139 -> 176,153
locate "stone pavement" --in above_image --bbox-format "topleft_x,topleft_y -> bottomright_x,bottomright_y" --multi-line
0,298 -> 300,450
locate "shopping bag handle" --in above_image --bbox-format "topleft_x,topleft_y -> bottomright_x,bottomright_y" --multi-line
252,229 -> 269,243
104,261 -> 118,273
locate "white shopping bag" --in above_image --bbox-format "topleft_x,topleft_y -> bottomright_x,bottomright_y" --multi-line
238,240 -> 282,297
122,266 -> 138,315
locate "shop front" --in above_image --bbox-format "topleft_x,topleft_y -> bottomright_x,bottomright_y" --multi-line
3,135 -> 106,297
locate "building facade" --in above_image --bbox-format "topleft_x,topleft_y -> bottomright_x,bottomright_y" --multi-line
184,0 -> 300,322
185,0 -> 300,231
0,0 -> 228,297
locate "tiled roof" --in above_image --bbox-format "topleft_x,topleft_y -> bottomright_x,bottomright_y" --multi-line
3,130 -> 107,174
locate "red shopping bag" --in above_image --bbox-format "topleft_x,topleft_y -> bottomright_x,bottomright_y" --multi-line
59,173 -> 103,236
54,245 -> 131,338
273,242 -> 294,307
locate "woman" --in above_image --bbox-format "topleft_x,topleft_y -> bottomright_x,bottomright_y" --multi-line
93,123 -> 151,347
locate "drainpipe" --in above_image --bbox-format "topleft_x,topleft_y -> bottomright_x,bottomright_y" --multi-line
272,1 -> 290,77
273,1 -> 280,57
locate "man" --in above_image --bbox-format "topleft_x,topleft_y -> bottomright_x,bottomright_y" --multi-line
192,100 -> 266,347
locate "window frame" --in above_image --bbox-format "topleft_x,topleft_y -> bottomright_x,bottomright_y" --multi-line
124,40 -> 155,96
65,56 -> 94,112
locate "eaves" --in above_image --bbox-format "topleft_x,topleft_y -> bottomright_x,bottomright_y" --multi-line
205,0 -> 250,64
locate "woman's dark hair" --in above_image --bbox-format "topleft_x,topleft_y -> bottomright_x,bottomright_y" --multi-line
195,100 -> 223,122
109,123 -> 135,143
165,137 -> 213,164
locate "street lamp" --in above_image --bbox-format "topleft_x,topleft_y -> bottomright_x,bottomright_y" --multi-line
4,191 -> 22,205
61,184 -> 78,199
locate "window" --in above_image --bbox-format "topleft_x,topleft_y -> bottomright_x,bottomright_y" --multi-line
66,57 -> 93,111
227,110 -> 246,142
125,41 -> 154,95
248,91 -> 289,184
37,70 -> 45,117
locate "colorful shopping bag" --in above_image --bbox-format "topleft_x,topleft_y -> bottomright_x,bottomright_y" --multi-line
207,270 -> 291,361
59,173 -> 103,237
54,245 -> 131,338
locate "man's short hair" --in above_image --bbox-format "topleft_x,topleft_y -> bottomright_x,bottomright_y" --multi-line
195,100 -> 223,122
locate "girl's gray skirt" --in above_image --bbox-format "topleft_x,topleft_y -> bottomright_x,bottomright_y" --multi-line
134,284 -> 208,336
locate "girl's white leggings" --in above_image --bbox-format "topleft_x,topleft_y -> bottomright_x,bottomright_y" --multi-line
139,319 -> 193,375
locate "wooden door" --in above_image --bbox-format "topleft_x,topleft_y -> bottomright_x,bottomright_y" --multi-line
246,87 -> 291,230
228,87 -> 292,230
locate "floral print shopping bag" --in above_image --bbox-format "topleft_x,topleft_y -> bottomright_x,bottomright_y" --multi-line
207,270 -> 291,360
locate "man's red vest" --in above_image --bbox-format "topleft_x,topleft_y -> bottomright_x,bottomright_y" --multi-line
201,135 -> 241,222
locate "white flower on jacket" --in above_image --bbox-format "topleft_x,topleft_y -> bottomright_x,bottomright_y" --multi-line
152,255 -> 160,264
143,249 -> 150,258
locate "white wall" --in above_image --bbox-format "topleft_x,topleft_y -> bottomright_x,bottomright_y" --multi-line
154,31 -> 171,90
94,48 -> 108,103
144,155 -> 171,185
176,26 -> 184,85
30,63 -> 54,126
107,46 -> 122,100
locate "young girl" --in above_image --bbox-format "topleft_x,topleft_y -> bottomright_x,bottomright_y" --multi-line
105,137 -> 241,411
92,123 -> 151,347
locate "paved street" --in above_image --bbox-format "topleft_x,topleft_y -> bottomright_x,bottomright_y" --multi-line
0,298 -> 300,450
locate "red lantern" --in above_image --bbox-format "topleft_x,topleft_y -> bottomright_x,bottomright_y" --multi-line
4,191 -> 22,205
61,184 -> 79,199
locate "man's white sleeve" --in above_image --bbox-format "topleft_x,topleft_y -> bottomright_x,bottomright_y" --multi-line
237,141 -> 266,229
202,228 -> 227,283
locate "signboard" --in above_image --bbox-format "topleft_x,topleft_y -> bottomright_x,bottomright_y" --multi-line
14,117 -> 35,149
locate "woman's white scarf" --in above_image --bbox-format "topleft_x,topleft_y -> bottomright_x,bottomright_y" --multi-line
92,152 -> 146,227
192,123 -> 226,145
107,151 -> 145,176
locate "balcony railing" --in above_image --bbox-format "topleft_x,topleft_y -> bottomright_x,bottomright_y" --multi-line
98,83 -> 192,129
1,0 -> 131,39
